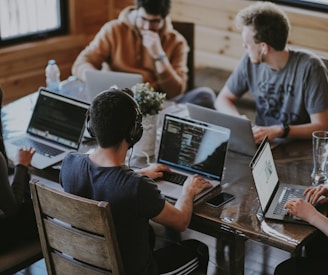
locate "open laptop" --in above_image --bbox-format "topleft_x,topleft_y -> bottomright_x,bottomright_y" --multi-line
5,87 -> 89,170
187,103 -> 256,156
249,137 -> 325,224
85,70 -> 143,103
155,114 -> 230,202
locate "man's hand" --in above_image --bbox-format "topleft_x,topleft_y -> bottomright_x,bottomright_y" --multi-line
182,174 -> 213,198
14,147 -> 35,167
137,163 -> 171,180
284,198 -> 317,222
141,30 -> 164,59
304,184 -> 328,205
252,125 -> 283,143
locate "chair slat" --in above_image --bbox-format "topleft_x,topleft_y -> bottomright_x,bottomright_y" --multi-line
30,179 -> 125,275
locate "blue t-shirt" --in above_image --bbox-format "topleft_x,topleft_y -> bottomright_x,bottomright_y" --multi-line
226,49 -> 328,126
59,153 -> 166,275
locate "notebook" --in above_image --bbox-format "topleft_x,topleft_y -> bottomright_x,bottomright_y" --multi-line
5,87 -> 89,170
85,70 -> 143,103
249,137 -> 324,224
155,114 -> 231,202
187,103 -> 257,156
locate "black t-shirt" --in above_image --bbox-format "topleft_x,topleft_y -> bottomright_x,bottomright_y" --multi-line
60,153 -> 166,274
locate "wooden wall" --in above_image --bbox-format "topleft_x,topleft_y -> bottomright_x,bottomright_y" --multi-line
170,0 -> 328,71
0,0 -> 327,104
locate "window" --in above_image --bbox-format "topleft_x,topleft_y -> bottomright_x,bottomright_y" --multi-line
266,0 -> 328,12
0,0 -> 68,46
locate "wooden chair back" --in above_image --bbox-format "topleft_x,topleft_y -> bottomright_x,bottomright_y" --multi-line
172,21 -> 195,91
30,179 -> 125,275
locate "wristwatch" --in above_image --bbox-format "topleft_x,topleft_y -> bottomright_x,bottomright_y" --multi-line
154,53 -> 166,62
280,122 -> 290,138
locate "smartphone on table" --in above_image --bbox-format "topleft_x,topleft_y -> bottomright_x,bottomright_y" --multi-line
206,192 -> 235,207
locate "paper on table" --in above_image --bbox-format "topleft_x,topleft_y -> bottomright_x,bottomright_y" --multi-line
261,220 -> 299,245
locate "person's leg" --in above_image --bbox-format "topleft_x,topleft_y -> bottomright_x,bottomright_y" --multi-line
274,257 -> 326,275
304,231 -> 328,258
171,87 -> 216,109
154,239 -> 209,274
0,200 -> 39,253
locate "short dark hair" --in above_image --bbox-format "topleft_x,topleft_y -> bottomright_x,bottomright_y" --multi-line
135,0 -> 171,18
89,88 -> 138,148
236,2 -> 290,51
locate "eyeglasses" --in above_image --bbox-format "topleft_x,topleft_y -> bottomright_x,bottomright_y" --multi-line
138,16 -> 163,26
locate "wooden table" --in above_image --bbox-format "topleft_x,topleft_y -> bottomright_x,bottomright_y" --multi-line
2,88 -> 319,275
190,140 -> 318,275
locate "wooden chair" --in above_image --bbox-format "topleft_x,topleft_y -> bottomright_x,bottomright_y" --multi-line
30,179 -> 125,275
172,21 -> 195,91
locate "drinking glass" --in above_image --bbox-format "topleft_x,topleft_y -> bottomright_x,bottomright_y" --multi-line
311,130 -> 328,186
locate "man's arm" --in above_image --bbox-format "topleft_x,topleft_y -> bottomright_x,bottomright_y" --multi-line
215,86 -> 241,116
253,109 -> 328,143
141,30 -> 188,98
288,109 -> 328,139
151,174 -> 212,231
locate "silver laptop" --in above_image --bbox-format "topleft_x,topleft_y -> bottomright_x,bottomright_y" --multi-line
249,137 -> 323,224
85,70 -> 143,103
156,114 -> 230,202
5,87 -> 89,170
187,103 -> 257,156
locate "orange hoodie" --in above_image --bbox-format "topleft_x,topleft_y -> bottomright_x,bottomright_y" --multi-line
72,6 -> 189,98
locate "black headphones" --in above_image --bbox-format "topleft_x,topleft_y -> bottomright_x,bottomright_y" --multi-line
86,89 -> 143,147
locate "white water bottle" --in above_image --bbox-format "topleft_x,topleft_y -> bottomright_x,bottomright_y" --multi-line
45,59 -> 60,91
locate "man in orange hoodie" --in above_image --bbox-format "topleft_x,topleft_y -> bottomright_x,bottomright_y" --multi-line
72,0 -> 216,108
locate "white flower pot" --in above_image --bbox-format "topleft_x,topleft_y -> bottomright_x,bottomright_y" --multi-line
133,114 -> 158,157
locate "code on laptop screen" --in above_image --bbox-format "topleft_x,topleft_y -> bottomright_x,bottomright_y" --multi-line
157,115 -> 230,180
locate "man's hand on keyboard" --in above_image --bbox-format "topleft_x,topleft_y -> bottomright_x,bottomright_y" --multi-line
183,174 -> 213,198
284,198 -> 318,223
304,185 -> 328,205
14,147 -> 35,167
137,163 -> 172,180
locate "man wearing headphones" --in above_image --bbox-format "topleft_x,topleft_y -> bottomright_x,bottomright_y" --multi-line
59,88 -> 212,274
215,2 -> 328,143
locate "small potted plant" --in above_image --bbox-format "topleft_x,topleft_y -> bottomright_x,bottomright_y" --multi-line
131,82 -> 166,156
131,82 -> 166,116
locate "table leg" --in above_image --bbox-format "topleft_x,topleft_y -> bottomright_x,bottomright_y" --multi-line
217,232 -> 246,275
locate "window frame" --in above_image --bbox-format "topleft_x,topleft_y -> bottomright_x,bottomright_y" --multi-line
265,0 -> 328,13
0,0 -> 69,47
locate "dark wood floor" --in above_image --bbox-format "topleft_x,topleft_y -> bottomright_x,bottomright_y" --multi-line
13,68 -> 291,275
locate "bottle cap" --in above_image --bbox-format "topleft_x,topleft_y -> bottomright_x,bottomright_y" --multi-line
48,59 -> 56,65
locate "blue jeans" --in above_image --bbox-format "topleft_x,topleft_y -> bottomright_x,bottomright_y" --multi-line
171,86 -> 216,109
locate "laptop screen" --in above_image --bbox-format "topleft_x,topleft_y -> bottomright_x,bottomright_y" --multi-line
250,138 -> 279,212
157,115 -> 230,180
27,89 -> 89,149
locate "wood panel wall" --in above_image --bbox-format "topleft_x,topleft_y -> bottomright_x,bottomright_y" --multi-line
0,0 -> 327,104
170,0 -> 328,70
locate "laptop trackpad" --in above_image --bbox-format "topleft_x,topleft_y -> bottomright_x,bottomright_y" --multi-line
157,182 -> 181,197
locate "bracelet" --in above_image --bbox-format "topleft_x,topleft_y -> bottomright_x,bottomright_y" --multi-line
154,53 -> 166,62
280,122 -> 290,138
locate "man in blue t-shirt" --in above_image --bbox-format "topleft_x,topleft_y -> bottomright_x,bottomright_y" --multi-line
60,88 -> 212,274
215,2 -> 328,144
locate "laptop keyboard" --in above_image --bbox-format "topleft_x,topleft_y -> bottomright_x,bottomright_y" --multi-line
13,138 -> 64,157
162,171 -> 188,185
273,187 -> 304,215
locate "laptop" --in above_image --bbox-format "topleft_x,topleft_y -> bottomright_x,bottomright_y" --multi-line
85,70 -> 143,103
249,137 -> 324,224
155,114 -> 231,202
187,103 -> 257,156
5,87 -> 89,170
